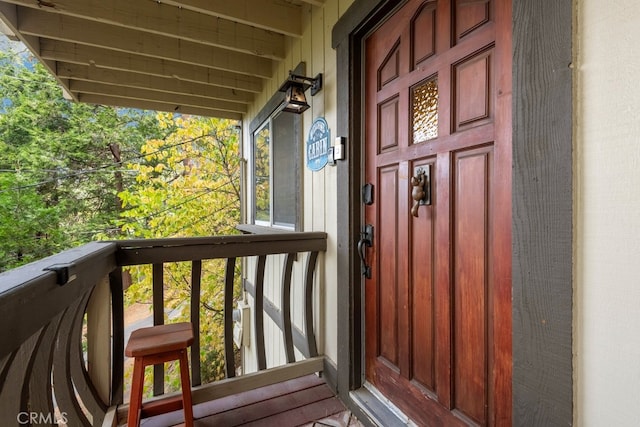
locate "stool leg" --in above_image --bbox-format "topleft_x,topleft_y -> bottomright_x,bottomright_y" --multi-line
178,349 -> 194,427
128,357 -> 145,427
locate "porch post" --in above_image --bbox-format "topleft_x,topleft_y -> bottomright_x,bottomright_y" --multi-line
512,0 -> 573,425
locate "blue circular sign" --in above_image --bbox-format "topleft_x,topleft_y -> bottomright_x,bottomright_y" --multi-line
306,117 -> 330,172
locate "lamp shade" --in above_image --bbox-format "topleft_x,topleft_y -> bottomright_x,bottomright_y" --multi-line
282,83 -> 310,114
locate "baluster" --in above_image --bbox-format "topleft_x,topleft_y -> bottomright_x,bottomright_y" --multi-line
190,260 -> 202,386
304,251 -> 319,358
152,263 -> 164,396
109,268 -> 124,405
281,253 -> 296,363
254,255 -> 267,371
224,257 -> 237,378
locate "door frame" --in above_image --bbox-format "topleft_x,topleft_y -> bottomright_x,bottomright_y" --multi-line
333,0 -> 573,425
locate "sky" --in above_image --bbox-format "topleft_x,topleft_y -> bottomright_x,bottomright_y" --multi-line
0,34 -> 36,69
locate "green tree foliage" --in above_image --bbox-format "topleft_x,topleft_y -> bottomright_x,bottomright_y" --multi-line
118,113 -> 240,238
0,44 -> 163,271
0,38 -> 243,392
118,113 -> 241,387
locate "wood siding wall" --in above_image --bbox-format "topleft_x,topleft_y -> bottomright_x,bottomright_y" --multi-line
242,0 -> 355,372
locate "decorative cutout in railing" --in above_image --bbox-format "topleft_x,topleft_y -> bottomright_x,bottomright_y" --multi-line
0,242 -> 116,426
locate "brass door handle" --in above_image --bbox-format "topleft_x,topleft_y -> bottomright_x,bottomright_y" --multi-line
411,166 -> 431,217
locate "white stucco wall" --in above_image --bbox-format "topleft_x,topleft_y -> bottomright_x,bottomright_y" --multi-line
575,0 -> 640,425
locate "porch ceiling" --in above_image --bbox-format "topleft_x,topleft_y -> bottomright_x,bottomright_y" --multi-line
0,0 -> 323,120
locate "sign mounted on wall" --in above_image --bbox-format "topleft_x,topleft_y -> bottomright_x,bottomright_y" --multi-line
306,117 -> 330,171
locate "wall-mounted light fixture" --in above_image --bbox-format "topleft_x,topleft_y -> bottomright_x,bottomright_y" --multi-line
278,71 -> 323,114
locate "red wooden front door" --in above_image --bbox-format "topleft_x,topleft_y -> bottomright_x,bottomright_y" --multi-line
363,0 -> 512,425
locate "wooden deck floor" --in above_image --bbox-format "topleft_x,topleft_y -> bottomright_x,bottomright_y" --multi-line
138,374 -> 363,427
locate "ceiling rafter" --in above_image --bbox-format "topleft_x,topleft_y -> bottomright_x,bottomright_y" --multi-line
2,0 -> 286,60
39,40 -> 263,94
77,93 -> 243,120
18,7 -> 274,79
56,62 -> 253,105
0,1 -> 76,100
0,0 -> 321,118
69,80 -> 248,113
159,0 -> 304,37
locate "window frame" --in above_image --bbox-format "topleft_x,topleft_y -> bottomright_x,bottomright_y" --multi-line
249,108 -> 302,231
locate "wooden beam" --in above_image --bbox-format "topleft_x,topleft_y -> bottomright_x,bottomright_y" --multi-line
3,0 -> 286,59
0,1 -> 76,100
57,62 -> 254,104
115,232 -> 328,249
0,17 -> 17,39
69,80 -> 248,113
68,74 -> 252,106
77,93 -> 243,120
17,7 -> 274,78
116,237 -> 327,266
161,0 -> 303,37
40,40 -> 263,94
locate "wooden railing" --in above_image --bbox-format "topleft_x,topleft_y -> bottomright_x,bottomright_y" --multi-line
0,232 -> 326,426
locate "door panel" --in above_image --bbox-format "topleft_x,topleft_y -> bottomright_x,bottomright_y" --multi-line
363,0 -> 511,425
378,165 -> 399,367
379,97 -> 400,152
454,49 -> 493,131
410,158 -> 436,391
455,0 -> 491,41
453,147 -> 491,424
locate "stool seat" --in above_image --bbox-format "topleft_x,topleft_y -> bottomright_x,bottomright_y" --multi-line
126,322 -> 194,427
126,322 -> 194,357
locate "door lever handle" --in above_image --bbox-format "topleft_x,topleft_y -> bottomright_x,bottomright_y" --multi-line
358,224 -> 374,279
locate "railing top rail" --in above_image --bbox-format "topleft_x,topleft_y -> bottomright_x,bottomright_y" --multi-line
0,241 -> 117,294
114,231 -> 328,249
115,232 -> 328,266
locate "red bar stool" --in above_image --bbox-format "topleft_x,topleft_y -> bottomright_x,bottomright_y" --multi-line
125,322 -> 195,427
